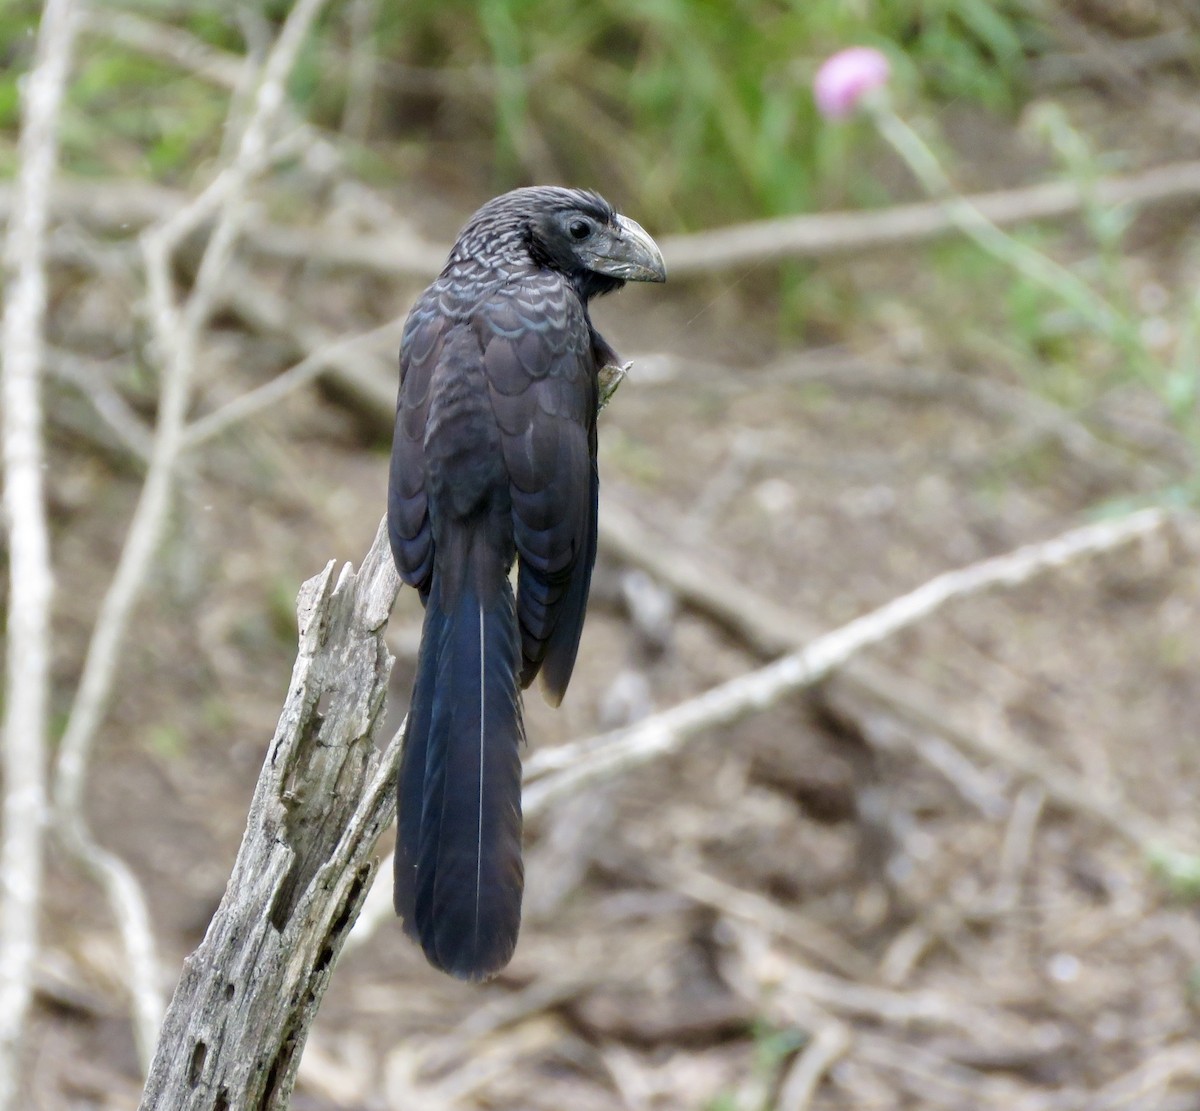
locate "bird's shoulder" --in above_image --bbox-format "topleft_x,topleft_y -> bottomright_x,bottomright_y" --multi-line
400,267 -> 595,405
473,270 -> 592,377
428,260 -> 585,333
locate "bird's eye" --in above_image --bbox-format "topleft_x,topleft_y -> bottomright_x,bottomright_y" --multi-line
568,219 -> 592,240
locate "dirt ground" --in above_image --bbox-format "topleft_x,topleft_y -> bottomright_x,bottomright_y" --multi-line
17,58 -> 1200,1111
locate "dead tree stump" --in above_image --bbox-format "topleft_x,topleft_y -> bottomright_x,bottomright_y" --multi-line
139,519 -> 402,1111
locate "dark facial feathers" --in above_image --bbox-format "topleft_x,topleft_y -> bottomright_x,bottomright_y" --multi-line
443,186 -> 666,301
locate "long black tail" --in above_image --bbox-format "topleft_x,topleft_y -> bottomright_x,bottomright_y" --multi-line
393,544 -> 524,981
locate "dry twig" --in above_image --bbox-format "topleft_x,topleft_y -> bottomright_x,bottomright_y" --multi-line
776,1020 -> 852,1111
0,1 -> 80,1105
81,9 -> 243,88
656,859 -> 873,981
341,0 -> 380,142
658,159 -> 1200,274
597,500 -> 1190,858
523,508 -> 1171,809
6,158 -> 1200,284
183,307 -> 405,448
51,0 -> 333,1068
46,349 -> 154,464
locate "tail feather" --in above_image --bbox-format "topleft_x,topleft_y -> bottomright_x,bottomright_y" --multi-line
394,555 -> 524,981
538,462 -> 598,704
393,602 -> 440,936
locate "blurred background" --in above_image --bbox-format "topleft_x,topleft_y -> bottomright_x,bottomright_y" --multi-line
3,0 -> 1200,1107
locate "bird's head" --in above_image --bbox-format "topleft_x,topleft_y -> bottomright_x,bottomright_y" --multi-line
452,187 -> 667,301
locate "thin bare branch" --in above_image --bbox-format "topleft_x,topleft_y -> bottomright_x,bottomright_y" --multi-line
603,502 -> 1191,861
47,348 -> 154,462
80,9 -> 243,89
0,0 -> 80,1104
7,158 -> 1200,282
777,1019 -> 852,1111
182,314 -> 405,449
341,0 -> 380,142
523,509 -> 1172,810
657,860 -> 874,980
244,219 -> 450,277
240,157 -> 1200,278
50,0 -> 333,1069
210,261 -> 402,426
658,159 -> 1200,274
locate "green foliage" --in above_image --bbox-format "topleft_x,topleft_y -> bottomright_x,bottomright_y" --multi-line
0,3 -> 38,135
1148,843 -> 1200,902
267,575 -> 302,645
143,722 -> 188,760
702,1020 -> 808,1111
0,3 -> 232,182
841,85 -> 1200,506
366,0 -> 1042,226
914,229 -> 1117,410
751,1018 -> 806,1073
985,104 -> 1200,482
1189,964 -> 1200,1004
68,47 -> 228,179
1,0 -> 1041,220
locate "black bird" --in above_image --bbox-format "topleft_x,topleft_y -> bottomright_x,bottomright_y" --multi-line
388,187 -> 666,980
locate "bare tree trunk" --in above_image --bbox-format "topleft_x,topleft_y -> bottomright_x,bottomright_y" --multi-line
139,520 -> 402,1111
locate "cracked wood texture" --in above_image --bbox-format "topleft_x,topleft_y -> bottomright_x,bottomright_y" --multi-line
140,519 -> 402,1111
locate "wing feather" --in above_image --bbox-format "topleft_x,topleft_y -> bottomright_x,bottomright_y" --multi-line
478,276 -> 598,693
388,291 -> 449,595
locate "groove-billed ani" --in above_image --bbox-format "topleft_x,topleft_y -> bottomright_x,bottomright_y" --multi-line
388,187 -> 666,980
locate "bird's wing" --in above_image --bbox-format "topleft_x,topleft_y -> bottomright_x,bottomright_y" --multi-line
388,287 -> 447,596
477,274 -> 598,704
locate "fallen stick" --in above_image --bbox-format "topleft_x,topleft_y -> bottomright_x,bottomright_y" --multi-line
524,508 -> 1171,812
657,159 -> 1200,273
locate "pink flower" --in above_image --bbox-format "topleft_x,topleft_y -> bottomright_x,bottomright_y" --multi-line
813,47 -> 891,120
